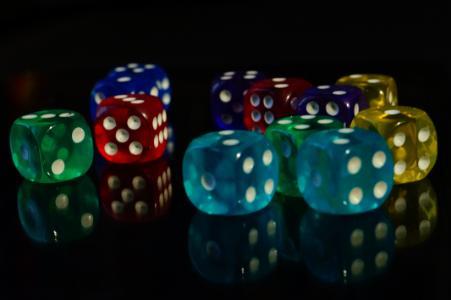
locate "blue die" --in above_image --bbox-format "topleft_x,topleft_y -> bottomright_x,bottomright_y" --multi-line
90,63 -> 171,119
297,128 -> 394,215
183,130 -> 279,216
300,208 -> 395,284
188,202 -> 283,284
211,70 -> 265,130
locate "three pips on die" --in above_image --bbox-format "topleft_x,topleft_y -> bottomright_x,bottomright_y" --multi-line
9,63 -> 172,183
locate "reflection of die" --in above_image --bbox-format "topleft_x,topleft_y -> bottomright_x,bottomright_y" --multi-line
100,159 -> 172,223
243,77 -> 313,132
300,208 -> 395,284
211,70 -> 265,130
90,63 -> 171,119
188,202 -> 284,284
384,178 -> 437,248
94,94 -> 168,163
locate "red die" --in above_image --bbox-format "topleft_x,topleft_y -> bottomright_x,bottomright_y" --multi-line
100,159 -> 172,223
243,77 -> 313,132
95,94 -> 168,163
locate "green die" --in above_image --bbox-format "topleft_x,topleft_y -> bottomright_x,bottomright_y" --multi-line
265,115 -> 343,196
10,110 -> 93,183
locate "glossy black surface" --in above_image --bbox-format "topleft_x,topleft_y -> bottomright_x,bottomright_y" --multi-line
1,3 -> 450,299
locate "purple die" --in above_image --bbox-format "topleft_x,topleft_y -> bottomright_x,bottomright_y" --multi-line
211,70 -> 266,130
295,85 -> 368,126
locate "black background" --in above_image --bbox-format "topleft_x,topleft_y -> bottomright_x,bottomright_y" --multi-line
1,1 -> 450,299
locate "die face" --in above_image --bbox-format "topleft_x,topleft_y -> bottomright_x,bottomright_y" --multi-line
188,203 -> 283,284
384,179 -> 437,248
243,77 -> 313,132
100,159 -> 172,223
94,94 -> 168,164
17,176 -> 98,244
10,110 -> 93,183
300,208 -> 395,284
183,130 -> 279,216
265,115 -> 343,196
351,106 -> 438,183
297,128 -> 394,215
336,74 -> 397,108
90,63 -> 171,119
295,85 -> 367,126
211,70 -> 265,130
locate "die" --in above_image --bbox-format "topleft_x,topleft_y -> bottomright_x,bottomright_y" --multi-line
265,115 -> 343,196
336,74 -> 397,108
351,106 -> 437,183
188,202 -> 283,284
300,208 -> 395,284
10,110 -> 93,183
243,77 -> 313,132
295,85 -> 368,126
211,70 -> 265,130
100,159 -> 172,223
183,130 -> 279,216
94,94 -> 169,164
17,176 -> 98,244
90,63 -> 171,119
384,178 -> 437,248
297,128 -> 394,215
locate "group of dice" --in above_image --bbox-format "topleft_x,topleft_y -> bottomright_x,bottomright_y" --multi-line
184,72 -> 438,216
9,63 -> 172,184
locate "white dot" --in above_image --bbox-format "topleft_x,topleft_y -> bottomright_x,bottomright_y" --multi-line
267,220 -> 277,236
145,64 -> 155,69
246,70 -> 258,75
317,85 -> 330,89
159,131 -> 164,143
41,113 -> 56,119
263,96 -> 274,108
72,127 -> 85,143
306,101 -> 319,115
395,225 -> 407,240
103,117 -> 116,130
245,186 -> 256,203
22,114 -> 38,120
333,138 -> 350,145
272,77 -> 286,82
115,67 -> 126,72
395,197 -> 407,213
111,201 -> 124,214
55,193 -> 69,209
350,229 -> 364,247
368,78 -> 381,83
158,113 -> 162,126
129,141 -> 143,155
108,176 -> 120,189
123,97 -> 136,102
51,159 -> 65,175
131,100 -> 144,104
349,187 -> 363,205
418,156 -> 430,170
127,63 -> 138,68
295,124 -> 310,130
347,156 -> 362,174
419,220 -> 431,236
117,77 -> 131,83
104,143 -> 118,156
115,129 -> 130,143
224,71 -> 235,76
152,117 -> 158,129
114,95 -> 128,99
219,130 -> 234,135
277,119 -> 292,125
121,188 -> 134,203
164,127 -> 168,140
301,115 -> 315,120
325,102 -> 339,116
162,110 -> 167,122
161,78 -> 170,89
354,103 -> 360,116
221,75 -> 232,80
385,109 -> 400,115
418,127 -> 430,142
135,201 -> 149,215
223,139 -> 240,146
350,74 -> 363,78
332,90 -> 347,95
154,135 -> 159,148
264,179 -> 274,195
372,151 -> 386,168
242,157 -> 255,174
373,181 -> 388,199
219,90 -> 232,103
59,112 -> 75,118
81,213 -> 94,229
249,257 -> 260,273
375,251 -> 388,268
201,173 -> 215,191
351,259 -> 365,276
394,160 -> 406,175
317,119 -> 333,124
263,150 -> 273,166
244,74 -> 256,79
150,87 -> 159,97
393,132 -> 406,147
162,94 -> 171,105
249,228 -> 258,245
251,110 -> 261,122
375,222 -> 388,239
338,128 -> 354,133
250,94 -> 260,107
264,112 -> 274,124
274,83 -> 289,88
133,68 -> 144,73
127,115 -> 141,130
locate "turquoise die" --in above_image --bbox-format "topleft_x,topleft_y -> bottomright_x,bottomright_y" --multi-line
297,128 -> 394,215
183,130 -> 279,216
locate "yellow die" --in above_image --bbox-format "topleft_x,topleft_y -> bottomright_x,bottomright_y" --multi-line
337,74 -> 397,108
384,179 -> 437,248
351,106 -> 437,184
